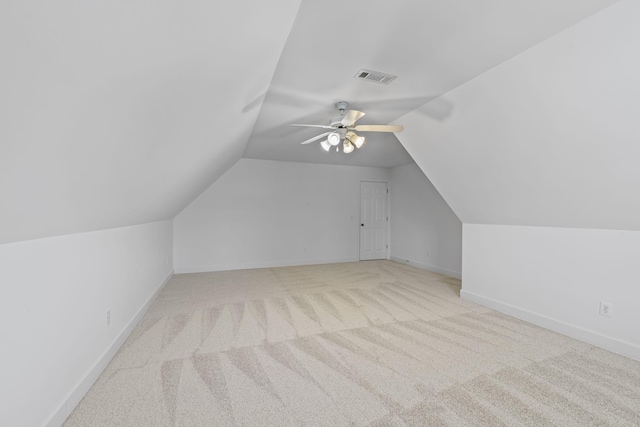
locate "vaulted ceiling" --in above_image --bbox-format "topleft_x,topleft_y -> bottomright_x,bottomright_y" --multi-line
396,0 -> 640,231
1,0 -> 302,244
1,0 -> 622,244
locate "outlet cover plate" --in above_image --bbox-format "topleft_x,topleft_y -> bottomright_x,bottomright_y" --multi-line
599,301 -> 613,317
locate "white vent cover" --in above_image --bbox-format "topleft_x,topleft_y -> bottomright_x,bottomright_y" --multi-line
354,69 -> 397,85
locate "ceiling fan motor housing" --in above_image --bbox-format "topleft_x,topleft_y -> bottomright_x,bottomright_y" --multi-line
330,116 -> 346,127
331,101 -> 350,127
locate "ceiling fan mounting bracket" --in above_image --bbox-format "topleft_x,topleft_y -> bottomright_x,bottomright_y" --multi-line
335,101 -> 349,112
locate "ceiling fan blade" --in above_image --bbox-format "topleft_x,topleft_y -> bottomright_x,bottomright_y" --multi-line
291,124 -> 334,129
340,110 -> 365,127
300,132 -> 331,145
352,124 -> 404,133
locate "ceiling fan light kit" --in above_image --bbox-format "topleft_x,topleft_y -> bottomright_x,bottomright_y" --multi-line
291,101 -> 403,154
343,140 -> 355,153
320,139 -> 331,152
327,132 -> 341,146
346,131 -> 366,149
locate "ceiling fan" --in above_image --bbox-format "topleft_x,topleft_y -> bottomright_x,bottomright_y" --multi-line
291,101 -> 404,153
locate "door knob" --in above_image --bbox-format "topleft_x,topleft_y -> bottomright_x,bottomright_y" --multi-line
361,224 -> 364,226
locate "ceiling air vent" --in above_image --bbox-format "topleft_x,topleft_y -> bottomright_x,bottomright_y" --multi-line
354,69 -> 397,85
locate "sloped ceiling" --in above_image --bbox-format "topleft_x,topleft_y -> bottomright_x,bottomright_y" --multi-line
0,0 -> 301,244
1,0 -> 622,244
244,0 -> 618,169
396,0 -> 640,231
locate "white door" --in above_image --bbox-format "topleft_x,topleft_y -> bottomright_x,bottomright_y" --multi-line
360,181 -> 388,260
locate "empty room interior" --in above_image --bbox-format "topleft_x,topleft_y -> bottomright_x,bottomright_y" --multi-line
2,1 -> 640,426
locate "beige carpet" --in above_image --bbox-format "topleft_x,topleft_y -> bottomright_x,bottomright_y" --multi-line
64,260 -> 640,426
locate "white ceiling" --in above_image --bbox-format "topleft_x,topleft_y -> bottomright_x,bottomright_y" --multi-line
244,0 -> 618,168
397,0 -> 640,231
0,0 -> 301,244
0,0 -> 620,244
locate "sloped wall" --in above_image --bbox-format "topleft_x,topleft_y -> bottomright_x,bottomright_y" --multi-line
396,0 -> 640,358
0,0 -> 301,245
396,0 -> 640,231
390,163 -> 462,278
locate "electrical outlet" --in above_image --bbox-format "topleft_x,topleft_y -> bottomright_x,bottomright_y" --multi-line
599,301 -> 612,317
107,310 -> 111,326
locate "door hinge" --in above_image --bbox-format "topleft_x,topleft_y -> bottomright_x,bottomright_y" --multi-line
386,216 -> 389,221
386,244 -> 388,249
387,188 -> 389,193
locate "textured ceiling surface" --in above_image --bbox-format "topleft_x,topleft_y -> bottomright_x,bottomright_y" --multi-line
0,0 -> 619,243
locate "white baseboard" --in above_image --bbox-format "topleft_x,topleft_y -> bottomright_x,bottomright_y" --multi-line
175,257 -> 360,274
460,289 -> 640,361
389,256 -> 462,279
46,270 -> 174,427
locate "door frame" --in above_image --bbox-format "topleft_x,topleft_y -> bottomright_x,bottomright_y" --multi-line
359,180 -> 390,260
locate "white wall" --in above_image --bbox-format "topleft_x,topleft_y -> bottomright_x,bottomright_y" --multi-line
174,159 -> 390,273
391,0 -> 640,361
396,0 -> 640,231
390,163 -> 462,278
462,224 -> 640,360
0,221 -> 174,427
0,0 -> 302,245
